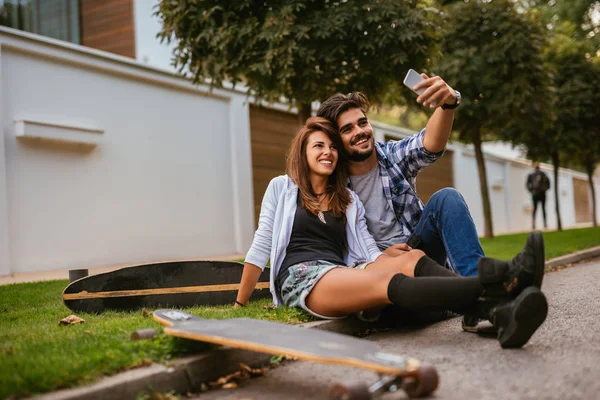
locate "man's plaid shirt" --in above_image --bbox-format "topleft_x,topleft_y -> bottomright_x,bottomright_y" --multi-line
347,129 -> 444,243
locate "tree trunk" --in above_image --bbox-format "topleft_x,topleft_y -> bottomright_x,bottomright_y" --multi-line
586,166 -> 597,227
297,103 -> 312,125
472,130 -> 494,238
551,151 -> 562,231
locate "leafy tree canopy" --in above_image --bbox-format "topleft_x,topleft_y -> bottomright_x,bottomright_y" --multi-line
547,33 -> 600,170
435,0 -> 550,143
156,0 -> 442,110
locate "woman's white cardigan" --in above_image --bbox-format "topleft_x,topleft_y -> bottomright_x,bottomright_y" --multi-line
244,175 -> 383,306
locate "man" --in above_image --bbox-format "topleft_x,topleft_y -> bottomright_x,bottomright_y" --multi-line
317,73 -> 483,277
316,73 -> 541,331
526,163 -> 550,229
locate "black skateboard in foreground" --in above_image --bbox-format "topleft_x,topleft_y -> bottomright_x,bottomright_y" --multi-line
153,309 -> 439,399
63,261 -> 270,313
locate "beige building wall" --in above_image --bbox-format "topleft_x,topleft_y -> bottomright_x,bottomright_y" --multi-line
249,106 -> 300,225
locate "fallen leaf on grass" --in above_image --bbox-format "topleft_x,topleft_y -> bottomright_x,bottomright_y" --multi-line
131,328 -> 157,340
262,303 -> 276,310
59,315 -> 85,326
142,308 -> 152,317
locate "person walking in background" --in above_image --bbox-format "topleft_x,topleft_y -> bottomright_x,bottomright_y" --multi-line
526,163 -> 550,230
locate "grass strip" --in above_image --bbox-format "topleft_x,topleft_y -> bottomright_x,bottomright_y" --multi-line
481,226 -> 600,260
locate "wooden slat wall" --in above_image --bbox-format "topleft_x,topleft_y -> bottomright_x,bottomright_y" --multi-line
384,135 -> 454,204
250,105 -> 301,225
80,0 -> 135,58
573,178 -> 591,223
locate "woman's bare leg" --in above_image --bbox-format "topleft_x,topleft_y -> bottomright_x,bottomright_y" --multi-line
305,268 -> 392,317
305,251 -> 425,317
364,250 -> 425,277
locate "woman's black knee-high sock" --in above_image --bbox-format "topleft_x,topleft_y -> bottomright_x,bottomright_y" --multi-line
414,256 -> 458,277
387,263 -> 484,313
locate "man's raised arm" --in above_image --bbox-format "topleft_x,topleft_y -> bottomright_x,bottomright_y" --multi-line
412,73 -> 459,153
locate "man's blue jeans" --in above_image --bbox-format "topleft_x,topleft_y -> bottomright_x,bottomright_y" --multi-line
409,188 -> 484,277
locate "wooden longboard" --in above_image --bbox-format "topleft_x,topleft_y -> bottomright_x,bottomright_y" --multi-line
62,261 -> 270,313
153,309 -> 423,377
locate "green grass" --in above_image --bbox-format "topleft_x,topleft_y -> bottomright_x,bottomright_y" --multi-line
2,226 -> 599,398
481,226 -> 600,261
0,282 -> 314,399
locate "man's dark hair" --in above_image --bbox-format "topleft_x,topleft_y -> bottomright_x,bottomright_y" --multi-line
316,92 -> 371,127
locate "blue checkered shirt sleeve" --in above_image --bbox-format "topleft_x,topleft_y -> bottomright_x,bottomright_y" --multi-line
383,128 -> 445,179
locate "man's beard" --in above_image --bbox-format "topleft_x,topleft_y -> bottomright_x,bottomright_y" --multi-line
347,134 -> 373,162
347,148 -> 374,162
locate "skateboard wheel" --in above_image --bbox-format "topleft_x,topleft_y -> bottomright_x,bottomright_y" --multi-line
329,382 -> 371,400
402,365 -> 439,398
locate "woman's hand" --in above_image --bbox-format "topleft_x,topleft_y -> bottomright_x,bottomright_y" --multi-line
383,243 -> 413,257
233,300 -> 246,308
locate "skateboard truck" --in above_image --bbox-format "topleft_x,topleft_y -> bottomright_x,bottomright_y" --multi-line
329,365 -> 439,399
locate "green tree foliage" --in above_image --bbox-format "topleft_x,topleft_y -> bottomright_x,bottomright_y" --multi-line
434,0 -> 549,238
520,0 -> 600,44
155,0 -> 441,121
545,34 -> 600,226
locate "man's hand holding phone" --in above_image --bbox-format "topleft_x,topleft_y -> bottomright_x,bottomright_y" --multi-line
403,69 -> 459,110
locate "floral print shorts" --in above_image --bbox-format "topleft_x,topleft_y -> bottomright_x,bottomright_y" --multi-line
278,259 -> 369,319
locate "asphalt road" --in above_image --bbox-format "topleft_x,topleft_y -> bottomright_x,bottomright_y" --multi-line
194,259 -> 600,400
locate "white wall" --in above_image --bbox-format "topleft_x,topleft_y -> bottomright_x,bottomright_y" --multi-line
451,149 -> 589,235
0,28 -> 254,276
0,44 -> 10,276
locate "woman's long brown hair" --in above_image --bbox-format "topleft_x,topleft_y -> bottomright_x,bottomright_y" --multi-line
286,117 -> 352,217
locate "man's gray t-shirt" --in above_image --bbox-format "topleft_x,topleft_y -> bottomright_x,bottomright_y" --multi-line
349,164 -> 405,250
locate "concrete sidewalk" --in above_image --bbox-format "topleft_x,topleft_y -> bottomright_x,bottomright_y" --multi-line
0,253 -> 246,286
25,246 -> 600,400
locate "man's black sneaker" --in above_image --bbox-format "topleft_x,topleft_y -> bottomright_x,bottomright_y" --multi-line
491,287 -> 548,348
478,231 -> 545,299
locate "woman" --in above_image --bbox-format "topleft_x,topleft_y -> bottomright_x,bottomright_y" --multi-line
235,117 -> 547,349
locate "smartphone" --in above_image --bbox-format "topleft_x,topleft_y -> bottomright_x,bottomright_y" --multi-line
403,69 -> 426,95
403,69 -> 436,106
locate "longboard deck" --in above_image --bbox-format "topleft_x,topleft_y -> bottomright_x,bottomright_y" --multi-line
63,261 -> 270,313
153,309 -> 421,376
